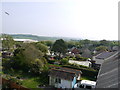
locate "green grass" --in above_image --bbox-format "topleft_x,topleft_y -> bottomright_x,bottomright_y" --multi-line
2,70 -> 49,88
21,75 -> 49,88
81,76 -> 96,81
21,77 -> 40,88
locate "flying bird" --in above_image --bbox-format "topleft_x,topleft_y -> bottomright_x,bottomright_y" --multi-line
5,12 -> 9,15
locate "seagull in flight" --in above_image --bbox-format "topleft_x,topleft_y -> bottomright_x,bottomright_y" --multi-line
5,12 -> 9,15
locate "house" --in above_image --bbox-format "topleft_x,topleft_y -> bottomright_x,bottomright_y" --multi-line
96,51 -> 120,88
69,60 -> 92,67
81,48 -> 92,58
66,47 -> 80,57
92,51 -> 118,65
48,67 -> 82,89
112,46 -> 119,51
70,47 -> 80,54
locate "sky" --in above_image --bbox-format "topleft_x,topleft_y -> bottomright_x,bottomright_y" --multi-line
1,0 -> 119,40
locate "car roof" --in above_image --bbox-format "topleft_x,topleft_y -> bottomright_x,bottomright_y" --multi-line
80,80 -> 96,86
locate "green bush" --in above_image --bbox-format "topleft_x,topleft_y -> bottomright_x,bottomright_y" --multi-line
60,58 -> 68,65
76,57 -> 88,61
75,54 -> 81,59
62,64 -> 98,80
48,60 -> 56,64
65,56 -> 70,59
72,57 -> 76,60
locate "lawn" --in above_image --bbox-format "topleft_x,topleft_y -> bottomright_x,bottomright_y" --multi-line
2,70 -> 49,88
21,74 -> 49,88
81,76 -> 96,81
21,77 -> 41,88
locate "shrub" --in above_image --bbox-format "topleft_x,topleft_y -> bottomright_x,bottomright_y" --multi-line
62,64 -> 98,80
72,57 -> 76,60
79,57 -> 88,61
60,58 -> 68,65
75,54 -> 81,59
48,60 -> 56,64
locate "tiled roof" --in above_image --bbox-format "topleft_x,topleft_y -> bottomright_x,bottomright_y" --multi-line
71,48 -> 80,54
48,67 -> 82,81
96,51 -> 120,88
95,51 -> 117,59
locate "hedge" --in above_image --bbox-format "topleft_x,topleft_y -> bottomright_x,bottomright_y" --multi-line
62,65 -> 98,79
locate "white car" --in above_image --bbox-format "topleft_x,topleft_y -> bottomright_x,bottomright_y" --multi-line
74,80 -> 96,89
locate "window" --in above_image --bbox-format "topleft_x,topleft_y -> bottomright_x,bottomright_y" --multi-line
79,85 -> 84,88
58,78 -> 61,83
55,78 -> 61,83
86,85 -> 92,89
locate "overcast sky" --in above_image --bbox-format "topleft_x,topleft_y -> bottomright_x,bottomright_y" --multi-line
1,0 -> 119,40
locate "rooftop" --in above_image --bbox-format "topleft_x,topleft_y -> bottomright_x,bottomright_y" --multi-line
81,80 -> 96,86
96,51 -> 120,88
95,51 -> 117,59
49,67 -> 82,81
69,60 -> 91,67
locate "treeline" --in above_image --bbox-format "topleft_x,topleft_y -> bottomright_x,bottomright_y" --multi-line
9,34 -> 69,41
1,34 -> 119,75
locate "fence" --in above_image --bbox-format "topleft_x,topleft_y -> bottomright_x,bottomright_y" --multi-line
1,77 -> 30,90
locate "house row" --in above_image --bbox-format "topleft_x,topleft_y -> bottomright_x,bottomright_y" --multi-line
67,46 -> 119,58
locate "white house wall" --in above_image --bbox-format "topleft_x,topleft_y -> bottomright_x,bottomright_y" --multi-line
49,76 -> 72,88
69,60 -> 91,67
49,76 -> 55,86
55,79 -> 72,88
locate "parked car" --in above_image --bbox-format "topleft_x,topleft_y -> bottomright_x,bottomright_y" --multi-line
74,80 -> 96,89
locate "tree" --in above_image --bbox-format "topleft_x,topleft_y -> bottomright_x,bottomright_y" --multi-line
14,41 -> 23,48
52,39 -> 67,55
67,41 -> 76,48
83,39 -> 91,45
12,43 -> 48,73
30,58 -> 48,74
60,58 -> 68,65
40,41 -> 53,47
100,39 -> 109,46
95,46 -> 108,52
35,42 -> 48,54
80,39 -> 91,48
2,34 -> 15,51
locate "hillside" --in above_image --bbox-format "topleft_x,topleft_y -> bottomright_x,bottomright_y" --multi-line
9,34 -> 76,41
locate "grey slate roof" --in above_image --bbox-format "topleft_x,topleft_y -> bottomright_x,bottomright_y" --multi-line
96,51 -> 117,59
48,67 -> 82,81
96,51 -> 120,88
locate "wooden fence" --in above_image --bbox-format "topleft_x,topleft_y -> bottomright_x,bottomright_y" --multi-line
1,77 -> 30,90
